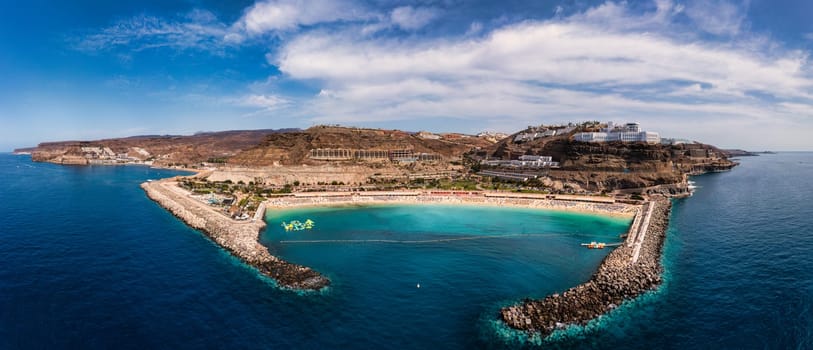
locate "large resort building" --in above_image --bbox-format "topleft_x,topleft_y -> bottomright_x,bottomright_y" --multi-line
573,122 -> 660,144
309,148 -> 442,163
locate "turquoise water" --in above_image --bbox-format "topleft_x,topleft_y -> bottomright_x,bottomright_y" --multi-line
3,153 -> 812,348
263,205 -> 630,348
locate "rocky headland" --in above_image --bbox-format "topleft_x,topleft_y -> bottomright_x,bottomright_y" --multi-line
141,179 -> 329,291
500,197 -> 671,337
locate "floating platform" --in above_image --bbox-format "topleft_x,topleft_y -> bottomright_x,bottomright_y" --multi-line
281,219 -> 315,232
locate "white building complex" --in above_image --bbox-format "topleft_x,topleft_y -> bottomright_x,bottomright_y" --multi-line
573,122 -> 660,144
481,155 -> 559,168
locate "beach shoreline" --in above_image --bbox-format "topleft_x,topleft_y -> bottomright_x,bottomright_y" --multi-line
264,192 -> 637,219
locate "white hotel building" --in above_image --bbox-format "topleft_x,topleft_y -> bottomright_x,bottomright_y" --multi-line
573,122 -> 660,144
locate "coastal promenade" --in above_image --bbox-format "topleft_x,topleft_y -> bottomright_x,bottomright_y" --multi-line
141,179 -> 330,291
500,197 -> 671,337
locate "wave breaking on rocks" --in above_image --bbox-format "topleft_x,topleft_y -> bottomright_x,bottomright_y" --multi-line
141,180 -> 330,291
500,197 -> 671,337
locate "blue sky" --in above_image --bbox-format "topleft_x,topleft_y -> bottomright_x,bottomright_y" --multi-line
1,0 -> 812,151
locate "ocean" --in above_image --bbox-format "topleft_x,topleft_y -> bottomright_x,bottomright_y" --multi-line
0,153 -> 811,349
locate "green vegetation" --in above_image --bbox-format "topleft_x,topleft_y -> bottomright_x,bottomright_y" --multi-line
423,179 -> 478,190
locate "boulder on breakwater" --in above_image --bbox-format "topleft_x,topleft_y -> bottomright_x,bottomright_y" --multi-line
141,180 -> 329,291
500,198 -> 671,336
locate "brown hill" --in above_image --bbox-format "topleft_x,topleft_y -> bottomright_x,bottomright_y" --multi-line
30,129 -> 296,166
470,125 -> 737,193
229,126 -> 493,166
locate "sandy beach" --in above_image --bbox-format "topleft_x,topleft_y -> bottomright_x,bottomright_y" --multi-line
264,191 -> 638,218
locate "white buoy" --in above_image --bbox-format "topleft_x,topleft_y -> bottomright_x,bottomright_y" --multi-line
417,283 -> 421,288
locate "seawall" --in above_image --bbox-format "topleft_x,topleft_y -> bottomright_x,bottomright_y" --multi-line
141,180 -> 329,291
500,197 -> 671,336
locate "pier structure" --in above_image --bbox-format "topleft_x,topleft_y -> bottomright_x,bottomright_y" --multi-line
500,198 -> 671,337
142,180 -> 329,291
625,205 -> 644,247
629,202 -> 655,264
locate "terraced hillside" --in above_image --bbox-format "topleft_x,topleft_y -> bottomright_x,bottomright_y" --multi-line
228,126 -> 494,166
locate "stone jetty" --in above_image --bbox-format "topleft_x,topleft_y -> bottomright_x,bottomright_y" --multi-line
141,180 -> 329,291
500,197 -> 671,336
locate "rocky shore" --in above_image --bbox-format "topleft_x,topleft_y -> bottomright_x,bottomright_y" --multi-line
500,197 -> 671,337
141,180 -> 329,291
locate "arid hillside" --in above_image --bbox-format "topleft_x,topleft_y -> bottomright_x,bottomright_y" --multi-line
469,125 -> 738,194
228,126 -> 494,166
24,126 -> 495,168
27,129 -> 296,166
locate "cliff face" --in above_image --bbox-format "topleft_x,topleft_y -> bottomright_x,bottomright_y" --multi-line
473,135 -> 737,192
31,146 -> 89,165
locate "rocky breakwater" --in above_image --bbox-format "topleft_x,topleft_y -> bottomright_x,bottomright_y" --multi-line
500,197 -> 671,337
141,180 -> 329,291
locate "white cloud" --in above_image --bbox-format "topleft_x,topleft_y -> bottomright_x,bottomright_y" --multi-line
235,0 -> 371,34
73,10 -> 232,52
70,0 -> 813,149
390,6 -> 440,31
684,0 -> 748,36
278,21 -> 810,98
465,22 -> 483,36
236,94 -> 291,109
75,0 -> 373,51
269,0 -> 813,146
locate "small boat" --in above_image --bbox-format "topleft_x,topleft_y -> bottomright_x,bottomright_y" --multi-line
581,241 -> 606,249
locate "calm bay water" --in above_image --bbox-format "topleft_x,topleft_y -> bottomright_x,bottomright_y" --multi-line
0,153 -> 811,348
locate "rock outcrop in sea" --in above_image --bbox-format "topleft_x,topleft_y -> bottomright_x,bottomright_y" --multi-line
500,197 -> 671,336
141,180 -> 329,291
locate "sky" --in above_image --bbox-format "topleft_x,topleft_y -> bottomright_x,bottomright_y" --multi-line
1,0 -> 813,151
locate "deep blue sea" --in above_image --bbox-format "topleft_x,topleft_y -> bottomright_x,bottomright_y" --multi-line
1,153 -> 811,349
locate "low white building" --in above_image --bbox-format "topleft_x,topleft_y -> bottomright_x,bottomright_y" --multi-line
482,155 -> 559,168
661,138 -> 692,145
574,122 -> 660,143
416,131 -> 441,140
